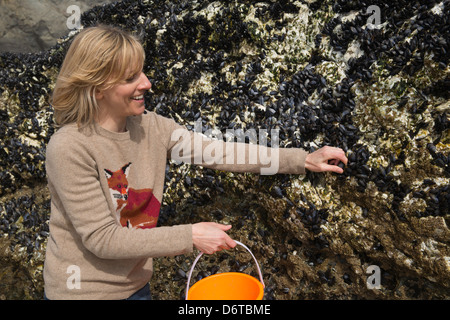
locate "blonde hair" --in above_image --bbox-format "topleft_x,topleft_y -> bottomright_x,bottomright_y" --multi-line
51,25 -> 145,128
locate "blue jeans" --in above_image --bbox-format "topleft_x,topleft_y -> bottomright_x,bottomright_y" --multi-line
43,283 -> 152,300
125,283 -> 152,300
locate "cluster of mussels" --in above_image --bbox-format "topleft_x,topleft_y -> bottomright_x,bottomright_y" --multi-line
0,0 -> 448,299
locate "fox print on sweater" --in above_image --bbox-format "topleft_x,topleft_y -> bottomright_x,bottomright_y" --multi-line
104,162 -> 161,229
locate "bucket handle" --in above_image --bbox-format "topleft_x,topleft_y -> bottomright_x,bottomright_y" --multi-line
185,240 -> 265,300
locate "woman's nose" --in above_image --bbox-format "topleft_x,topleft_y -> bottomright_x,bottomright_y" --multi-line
138,72 -> 152,91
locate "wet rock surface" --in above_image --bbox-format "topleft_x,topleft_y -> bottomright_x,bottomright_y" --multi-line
0,0 -> 116,53
0,0 -> 448,300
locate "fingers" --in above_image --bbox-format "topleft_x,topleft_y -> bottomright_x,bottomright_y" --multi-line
335,151 -> 348,165
326,147 -> 348,174
328,159 -> 340,166
305,146 -> 348,173
210,222 -> 232,231
323,146 -> 348,165
225,234 -> 237,249
215,225 -> 237,250
323,163 -> 344,174
192,222 -> 236,254
204,223 -> 236,247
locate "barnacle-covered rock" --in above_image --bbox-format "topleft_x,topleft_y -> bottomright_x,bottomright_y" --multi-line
0,0 -> 448,300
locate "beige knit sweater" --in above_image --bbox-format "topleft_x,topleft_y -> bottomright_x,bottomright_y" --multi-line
44,111 -> 308,299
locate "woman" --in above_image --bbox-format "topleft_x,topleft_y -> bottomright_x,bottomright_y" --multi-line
44,25 -> 347,300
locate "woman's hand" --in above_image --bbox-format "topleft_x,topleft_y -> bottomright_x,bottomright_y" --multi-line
305,146 -> 348,174
192,222 -> 236,254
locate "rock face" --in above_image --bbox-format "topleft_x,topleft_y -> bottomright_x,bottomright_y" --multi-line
0,0 -> 115,53
0,0 -> 448,300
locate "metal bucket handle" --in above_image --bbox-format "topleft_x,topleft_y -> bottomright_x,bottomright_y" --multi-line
185,240 -> 265,300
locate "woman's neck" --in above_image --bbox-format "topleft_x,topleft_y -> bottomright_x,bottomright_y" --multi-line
96,114 -> 127,133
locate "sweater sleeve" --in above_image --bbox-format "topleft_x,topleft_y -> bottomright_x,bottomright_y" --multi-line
155,115 -> 308,175
45,132 -> 193,260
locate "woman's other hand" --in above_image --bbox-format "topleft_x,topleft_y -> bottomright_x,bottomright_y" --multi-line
192,222 -> 236,254
305,146 -> 348,174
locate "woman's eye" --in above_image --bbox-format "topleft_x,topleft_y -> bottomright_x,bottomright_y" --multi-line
126,71 -> 143,83
126,74 -> 137,82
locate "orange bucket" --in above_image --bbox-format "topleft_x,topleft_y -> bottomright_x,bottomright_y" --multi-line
186,241 -> 265,300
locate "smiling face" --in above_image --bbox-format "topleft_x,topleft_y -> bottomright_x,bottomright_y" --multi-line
86,27 -> 150,132
96,70 -> 152,122
53,26 -> 151,129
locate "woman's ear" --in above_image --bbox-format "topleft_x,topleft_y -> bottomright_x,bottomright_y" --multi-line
95,88 -> 104,100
